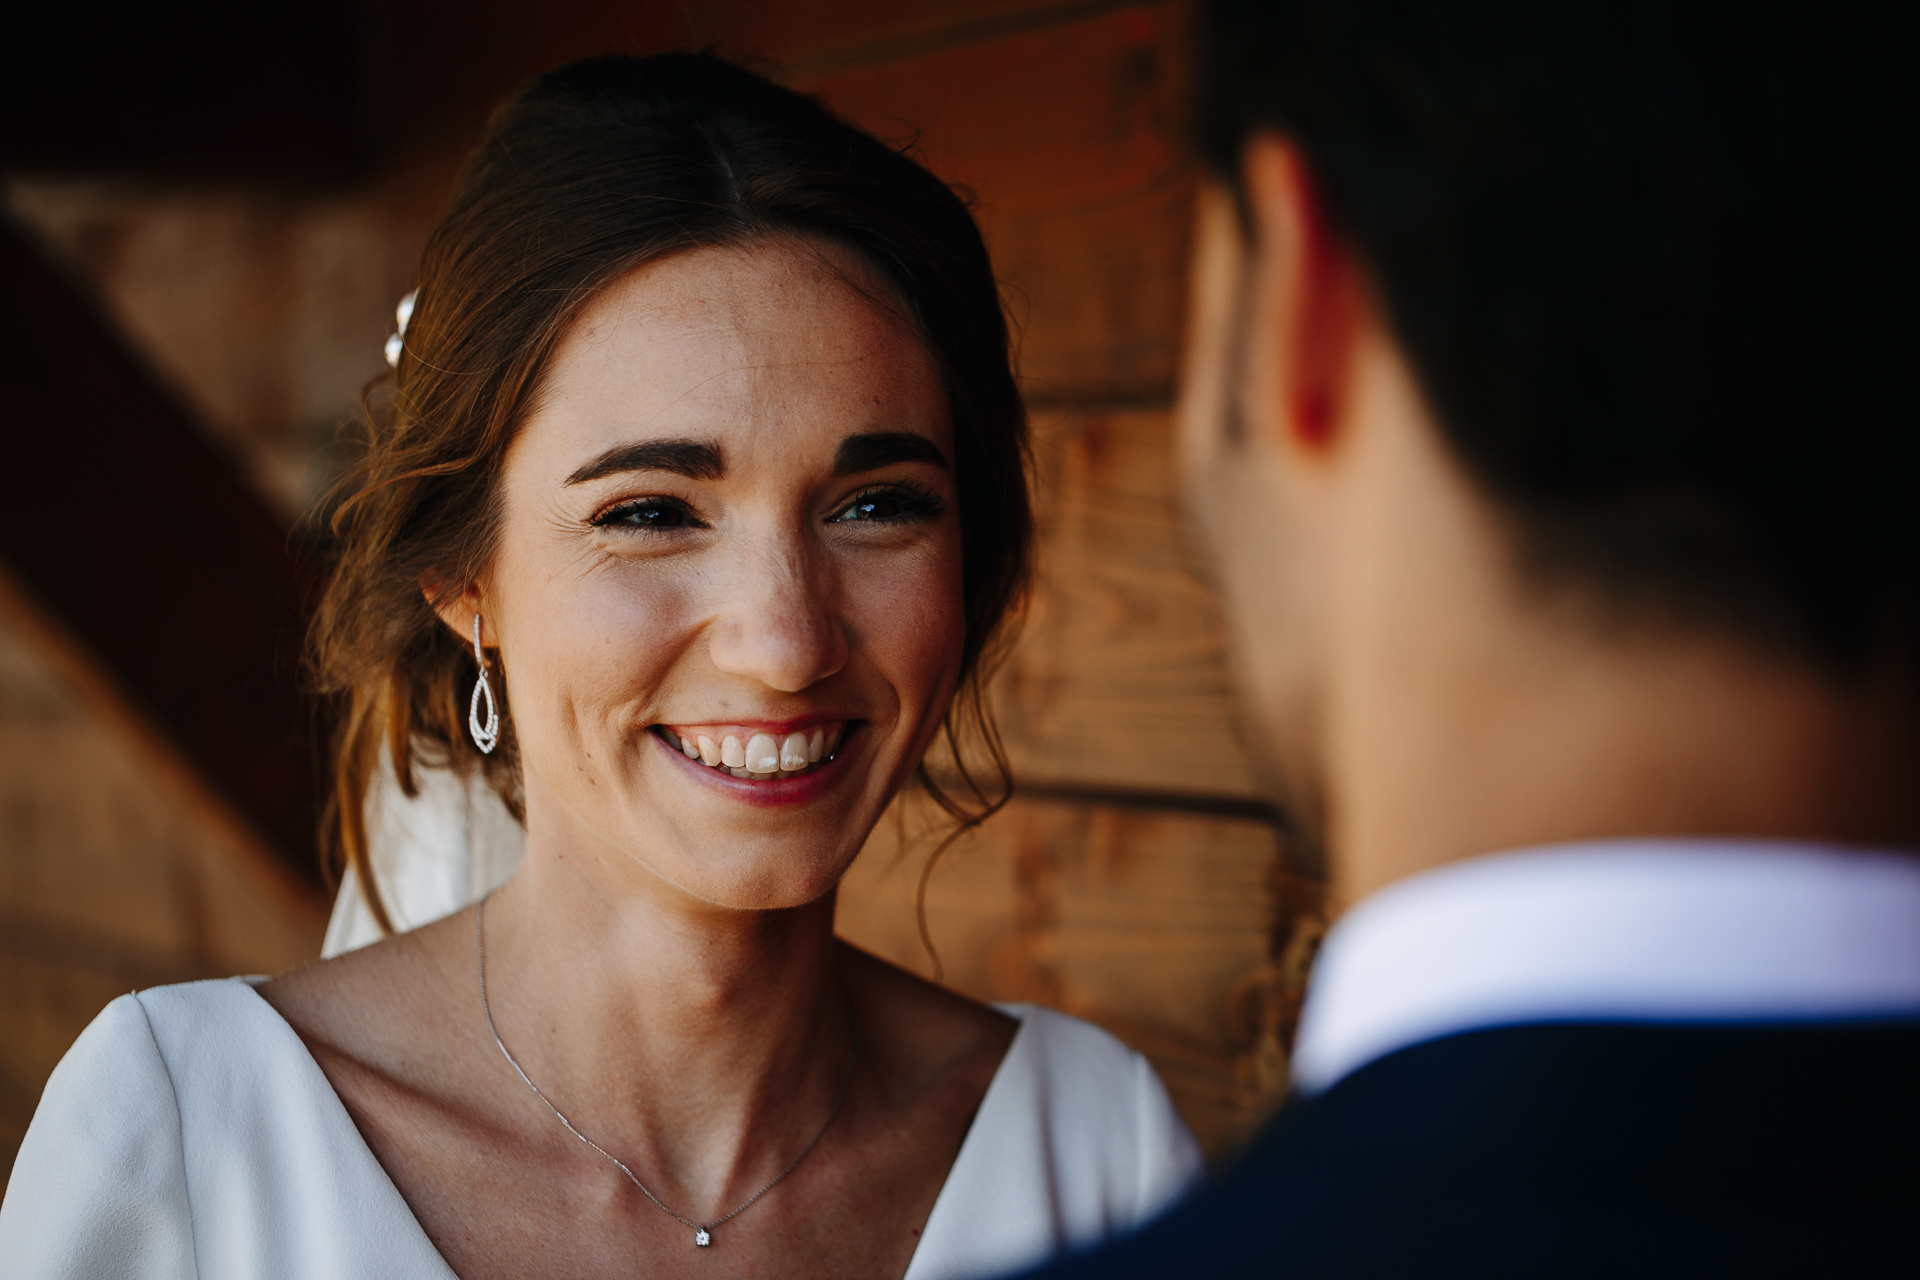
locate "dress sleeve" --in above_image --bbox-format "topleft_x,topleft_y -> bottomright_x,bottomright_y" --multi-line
1129,1048 -> 1207,1223
0,994 -> 198,1279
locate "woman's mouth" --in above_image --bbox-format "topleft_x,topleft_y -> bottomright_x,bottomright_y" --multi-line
651,721 -> 849,780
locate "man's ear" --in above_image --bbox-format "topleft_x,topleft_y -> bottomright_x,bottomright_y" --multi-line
1240,134 -> 1364,454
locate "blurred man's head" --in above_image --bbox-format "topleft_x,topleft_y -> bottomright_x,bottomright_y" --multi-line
1181,0 -> 1919,893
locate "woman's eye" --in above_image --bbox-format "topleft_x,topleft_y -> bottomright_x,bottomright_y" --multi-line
831,485 -> 945,524
593,499 -> 698,530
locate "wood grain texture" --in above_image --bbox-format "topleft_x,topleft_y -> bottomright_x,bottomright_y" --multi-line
0,220 -> 325,878
708,0 -> 1150,74
986,407 -> 1266,799
379,0 -> 1164,158
810,2 -> 1196,405
837,786 -> 1323,1161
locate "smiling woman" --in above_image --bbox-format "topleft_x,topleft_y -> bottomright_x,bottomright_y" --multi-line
0,51 -> 1201,1280
456,238 -> 969,915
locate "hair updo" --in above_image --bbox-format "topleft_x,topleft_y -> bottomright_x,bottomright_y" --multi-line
312,52 -> 1033,930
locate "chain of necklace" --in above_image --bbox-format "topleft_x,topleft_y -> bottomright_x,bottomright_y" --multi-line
476,893 -> 857,1248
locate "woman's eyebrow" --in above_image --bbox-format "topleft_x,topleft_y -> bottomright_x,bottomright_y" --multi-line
834,431 -> 950,476
566,439 -> 726,485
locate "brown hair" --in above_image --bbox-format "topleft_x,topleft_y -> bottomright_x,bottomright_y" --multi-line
312,52 -> 1033,932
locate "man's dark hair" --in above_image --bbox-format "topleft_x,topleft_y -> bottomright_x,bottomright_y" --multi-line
1199,0 -> 1918,671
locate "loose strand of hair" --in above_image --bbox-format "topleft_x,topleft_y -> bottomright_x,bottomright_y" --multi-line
911,671 -> 1016,983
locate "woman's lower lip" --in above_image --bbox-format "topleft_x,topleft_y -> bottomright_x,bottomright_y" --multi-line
655,724 -> 862,807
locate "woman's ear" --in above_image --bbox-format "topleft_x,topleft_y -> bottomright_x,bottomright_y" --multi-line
1238,133 -> 1365,456
422,576 -> 487,647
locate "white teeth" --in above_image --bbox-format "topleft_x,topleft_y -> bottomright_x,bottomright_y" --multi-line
670,724 -> 847,777
746,733 -> 781,773
780,733 -> 809,772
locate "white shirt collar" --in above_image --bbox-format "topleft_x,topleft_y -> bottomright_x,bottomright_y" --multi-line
1289,838 -> 1920,1095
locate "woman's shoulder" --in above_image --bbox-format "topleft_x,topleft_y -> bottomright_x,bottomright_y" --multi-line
0,989 -> 193,1273
21,978 -> 294,1116
901,1003 -> 1205,1280
836,945 -> 1201,1194
94,977 -> 329,1100
984,1004 -> 1205,1199
0,981 -> 290,1275
997,1003 -> 1150,1085
4,978 -> 324,1146
838,942 -> 1020,1094
259,901 -> 469,1045
0,979 -> 454,1278
135,971 -> 290,1033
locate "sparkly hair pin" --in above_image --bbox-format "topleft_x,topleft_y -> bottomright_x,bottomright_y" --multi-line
383,289 -> 418,369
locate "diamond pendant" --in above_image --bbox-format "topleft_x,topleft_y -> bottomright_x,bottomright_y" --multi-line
694,1228 -> 712,1247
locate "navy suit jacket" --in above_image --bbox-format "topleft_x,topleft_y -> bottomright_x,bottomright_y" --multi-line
1026,1021 -> 1920,1277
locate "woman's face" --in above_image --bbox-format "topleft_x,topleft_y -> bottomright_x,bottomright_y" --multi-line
468,239 -> 964,911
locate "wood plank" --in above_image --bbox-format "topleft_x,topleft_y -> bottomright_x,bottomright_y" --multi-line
809,2 -> 1196,404
0,573 -> 325,970
837,787 -> 1324,1161
5,175 -> 458,518
383,1 -> 1180,170
0,221 -> 325,883
979,407 -> 1265,799
703,0 -> 1150,74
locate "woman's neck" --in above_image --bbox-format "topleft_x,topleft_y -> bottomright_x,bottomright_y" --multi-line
476,837 -> 854,1215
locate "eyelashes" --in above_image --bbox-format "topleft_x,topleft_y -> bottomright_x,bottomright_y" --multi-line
590,482 -> 946,534
828,481 -> 947,525
590,496 -> 703,531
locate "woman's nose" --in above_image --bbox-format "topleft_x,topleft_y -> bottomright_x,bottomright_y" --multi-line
706,544 -> 850,693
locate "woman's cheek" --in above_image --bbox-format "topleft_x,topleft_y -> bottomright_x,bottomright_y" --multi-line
513,566 -> 693,752
855,536 -> 967,695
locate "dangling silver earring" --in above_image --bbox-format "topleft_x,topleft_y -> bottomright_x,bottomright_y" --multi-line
469,612 -> 500,754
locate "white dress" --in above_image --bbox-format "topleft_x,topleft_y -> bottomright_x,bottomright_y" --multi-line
0,979 -> 1204,1279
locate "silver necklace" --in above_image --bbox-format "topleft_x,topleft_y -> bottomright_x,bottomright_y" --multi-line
476,894 -> 856,1248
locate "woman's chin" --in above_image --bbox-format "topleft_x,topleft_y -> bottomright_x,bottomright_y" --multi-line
595,801 -> 867,912
533,726 -> 894,910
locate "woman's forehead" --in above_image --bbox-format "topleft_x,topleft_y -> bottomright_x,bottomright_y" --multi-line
523,241 -> 949,475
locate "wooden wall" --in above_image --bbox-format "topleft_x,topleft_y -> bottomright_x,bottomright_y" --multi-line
1,0 -> 1323,1172
0,573 -> 325,1182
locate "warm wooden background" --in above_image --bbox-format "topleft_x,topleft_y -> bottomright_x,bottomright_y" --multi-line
0,0 -> 1323,1180
0,574 -> 328,1183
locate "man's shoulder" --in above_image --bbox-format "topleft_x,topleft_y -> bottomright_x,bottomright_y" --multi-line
1030,1019 -> 1920,1278
1270,1018 -> 1920,1184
